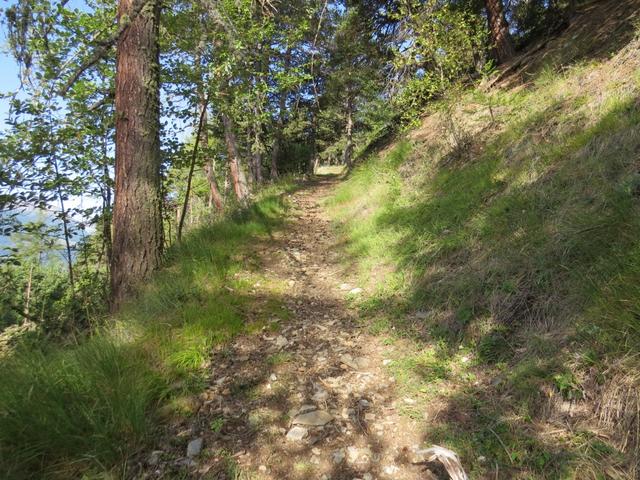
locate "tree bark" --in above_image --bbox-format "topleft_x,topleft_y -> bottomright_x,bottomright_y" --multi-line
270,136 -> 280,180
110,0 -> 163,311
221,112 -> 249,202
485,0 -> 515,64
200,103 -> 224,211
101,136 -> 113,272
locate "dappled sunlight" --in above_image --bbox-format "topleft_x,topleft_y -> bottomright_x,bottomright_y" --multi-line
328,32 -> 640,476
131,176 -> 440,480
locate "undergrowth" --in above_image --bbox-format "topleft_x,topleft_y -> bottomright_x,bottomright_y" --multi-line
328,37 -> 640,478
0,182 -> 294,479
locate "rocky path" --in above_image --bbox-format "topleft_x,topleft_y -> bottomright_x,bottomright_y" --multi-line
144,177 -> 441,480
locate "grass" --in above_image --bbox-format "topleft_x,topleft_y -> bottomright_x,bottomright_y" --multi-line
328,36 -> 640,478
0,181 -> 295,479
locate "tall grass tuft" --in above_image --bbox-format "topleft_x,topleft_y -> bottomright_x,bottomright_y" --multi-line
0,337 -> 163,478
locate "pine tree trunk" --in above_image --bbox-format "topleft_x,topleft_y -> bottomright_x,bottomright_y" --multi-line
270,137 -> 280,180
110,0 -> 163,311
485,0 -> 515,64
221,113 -> 248,202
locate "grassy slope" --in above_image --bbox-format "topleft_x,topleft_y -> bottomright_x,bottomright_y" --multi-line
328,21 -> 640,480
0,183 -> 294,479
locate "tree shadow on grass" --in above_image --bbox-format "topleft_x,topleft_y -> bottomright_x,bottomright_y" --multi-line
337,92 -> 640,477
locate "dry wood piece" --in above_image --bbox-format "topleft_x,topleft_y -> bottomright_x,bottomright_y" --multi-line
412,445 -> 469,480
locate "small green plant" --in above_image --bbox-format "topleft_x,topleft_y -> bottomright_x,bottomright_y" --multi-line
267,352 -> 293,365
552,372 -> 583,400
477,328 -> 512,364
210,417 -> 225,433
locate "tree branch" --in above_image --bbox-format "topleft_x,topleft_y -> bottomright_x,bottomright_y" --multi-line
58,0 -> 151,96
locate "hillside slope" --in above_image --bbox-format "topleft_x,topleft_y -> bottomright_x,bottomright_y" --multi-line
329,4 -> 640,478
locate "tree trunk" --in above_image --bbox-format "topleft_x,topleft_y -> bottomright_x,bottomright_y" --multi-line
342,97 -> 354,169
177,95 -> 209,242
101,138 -> 113,271
204,161 -> 224,211
309,111 -> 318,174
270,137 -> 280,180
485,0 -> 515,64
52,157 -> 74,287
110,0 -> 163,311
201,105 -> 224,211
221,113 -> 248,202
24,264 -> 33,321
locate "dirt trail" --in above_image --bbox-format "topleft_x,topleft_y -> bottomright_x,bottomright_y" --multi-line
144,177 -> 439,479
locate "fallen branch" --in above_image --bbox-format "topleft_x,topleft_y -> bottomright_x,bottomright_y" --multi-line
412,445 -> 469,480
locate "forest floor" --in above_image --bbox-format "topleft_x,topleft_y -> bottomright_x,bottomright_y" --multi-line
142,175 -> 445,480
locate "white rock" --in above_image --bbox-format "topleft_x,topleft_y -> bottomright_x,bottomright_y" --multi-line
312,388 -> 329,402
347,446 -> 372,468
339,283 -> 351,290
270,373 -> 277,381
275,335 -> 288,348
286,426 -> 308,441
186,438 -> 203,457
349,287 -> 363,295
384,465 -> 399,475
148,450 -> 162,466
363,474 -> 374,480
342,407 -> 355,419
340,354 -> 367,370
259,465 -> 267,472
382,359 -> 393,366
292,410 -> 334,426
332,449 -> 346,464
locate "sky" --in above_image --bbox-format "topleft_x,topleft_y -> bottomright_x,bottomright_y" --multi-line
0,0 -> 194,248
0,0 -> 101,245
0,14 -> 20,130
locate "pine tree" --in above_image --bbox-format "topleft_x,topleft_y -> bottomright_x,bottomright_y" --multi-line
485,0 -> 515,63
110,0 -> 163,309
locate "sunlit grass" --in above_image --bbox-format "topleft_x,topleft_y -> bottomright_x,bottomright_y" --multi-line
328,47 -> 640,476
0,182 -> 294,479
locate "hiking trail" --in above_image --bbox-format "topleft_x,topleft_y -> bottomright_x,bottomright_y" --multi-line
144,177 -> 443,480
